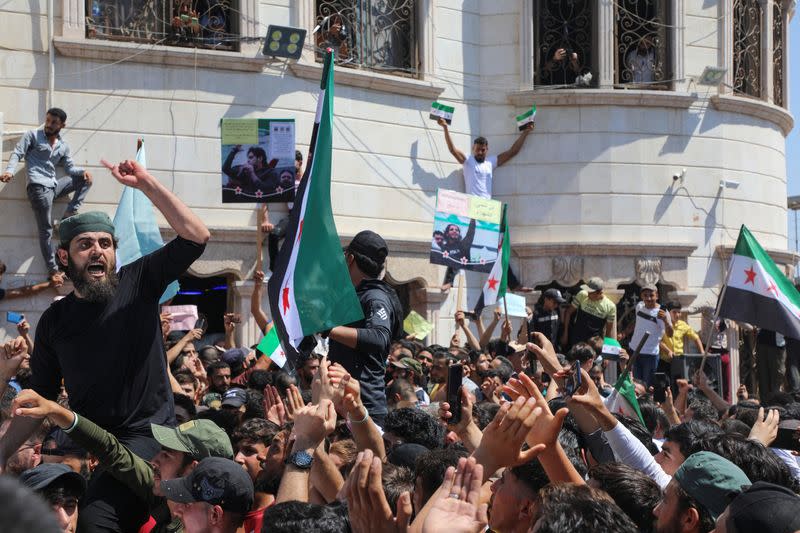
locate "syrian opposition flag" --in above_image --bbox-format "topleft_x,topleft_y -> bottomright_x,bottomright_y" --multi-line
474,206 -> 509,316
256,327 -> 287,368
516,105 -> 536,131
429,101 -> 454,124
604,372 -> 645,426
267,50 -> 364,369
717,225 -> 800,338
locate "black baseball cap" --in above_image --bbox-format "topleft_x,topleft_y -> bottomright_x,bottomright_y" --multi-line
19,463 -> 87,495
543,288 -> 566,303
160,457 -> 254,514
221,388 -> 248,408
347,231 -> 388,266
43,428 -> 88,457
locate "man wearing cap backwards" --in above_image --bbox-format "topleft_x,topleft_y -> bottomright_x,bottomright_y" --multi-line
561,277 -> 618,350
19,462 -> 87,533
653,451 -> 750,533
630,284 -> 673,386
327,230 -> 404,428
527,288 -> 566,349
0,157 -> 210,531
11,388 -> 233,533
161,457 -> 254,533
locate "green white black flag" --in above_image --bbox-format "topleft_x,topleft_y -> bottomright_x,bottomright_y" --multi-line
516,105 -> 536,131
430,101 -> 455,124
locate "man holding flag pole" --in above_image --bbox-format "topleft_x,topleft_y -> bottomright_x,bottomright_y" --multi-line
266,51 -> 403,425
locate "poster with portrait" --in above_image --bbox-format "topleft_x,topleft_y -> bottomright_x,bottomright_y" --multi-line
429,189 -> 502,273
220,118 -> 296,203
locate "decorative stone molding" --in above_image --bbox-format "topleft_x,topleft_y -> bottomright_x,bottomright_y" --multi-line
508,89 -> 697,109
635,257 -> 662,287
552,256 -> 584,286
53,37 -> 268,73
514,242 -> 697,258
716,245 -> 799,273
710,94 -> 795,136
289,61 -> 444,99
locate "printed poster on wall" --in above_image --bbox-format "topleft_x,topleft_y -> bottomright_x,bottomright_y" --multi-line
430,189 -> 502,273
220,118 -> 296,203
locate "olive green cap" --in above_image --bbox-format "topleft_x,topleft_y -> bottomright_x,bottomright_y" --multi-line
151,419 -> 233,460
59,211 -> 115,247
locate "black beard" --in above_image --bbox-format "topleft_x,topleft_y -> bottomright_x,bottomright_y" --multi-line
255,468 -> 282,495
66,255 -> 119,303
474,156 -> 485,163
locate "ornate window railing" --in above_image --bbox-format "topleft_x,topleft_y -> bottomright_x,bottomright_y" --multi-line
533,0 -> 595,87
732,0 -> 762,98
773,0 -> 784,107
614,0 -> 671,89
85,0 -> 239,51
314,0 -> 417,77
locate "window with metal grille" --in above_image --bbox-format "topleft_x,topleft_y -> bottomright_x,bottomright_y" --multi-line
534,0 -> 594,87
315,0 -> 418,77
614,0 -> 671,89
773,0 -> 784,107
85,0 -> 239,51
732,0 -> 762,98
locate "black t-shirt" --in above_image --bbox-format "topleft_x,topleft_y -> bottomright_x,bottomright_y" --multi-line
527,304 -> 560,347
0,287 -> 5,301
328,279 -> 403,417
30,237 -> 205,443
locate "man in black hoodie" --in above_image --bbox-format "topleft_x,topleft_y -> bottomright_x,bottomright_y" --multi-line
327,230 -> 403,428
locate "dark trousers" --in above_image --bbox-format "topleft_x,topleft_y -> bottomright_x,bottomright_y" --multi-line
444,262 -> 521,289
785,338 -> 800,393
756,343 -> 786,400
78,434 -> 160,533
634,353 -> 659,387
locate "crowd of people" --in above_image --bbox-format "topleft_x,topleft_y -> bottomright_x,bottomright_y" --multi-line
2,108 -> 800,533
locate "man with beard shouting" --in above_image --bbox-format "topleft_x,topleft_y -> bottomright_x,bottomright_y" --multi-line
0,157 -> 210,532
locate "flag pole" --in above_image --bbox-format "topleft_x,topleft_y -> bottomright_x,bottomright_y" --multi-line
699,254 -> 735,371
457,270 -> 465,312
256,207 -> 264,273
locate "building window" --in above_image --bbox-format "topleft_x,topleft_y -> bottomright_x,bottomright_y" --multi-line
732,0 -> 762,98
315,0 -> 417,76
534,0 -> 594,87
614,0 -> 671,89
85,0 -> 239,51
773,0 -> 784,107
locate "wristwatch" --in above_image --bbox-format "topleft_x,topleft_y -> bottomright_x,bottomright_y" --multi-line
286,450 -> 314,469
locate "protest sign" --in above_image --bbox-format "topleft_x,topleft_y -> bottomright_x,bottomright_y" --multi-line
221,118 -> 296,203
430,189 -> 501,273
403,311 -> 434,340
497,293 -> 528,318
429,101 -> 454,124
161,305 -> 199,331
516,105 -> 536,131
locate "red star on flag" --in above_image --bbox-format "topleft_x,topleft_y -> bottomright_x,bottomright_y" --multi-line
767,281 -> 778,295
487,276 -> 499,291
744,266 -> 757,285
282,286 -> 291,313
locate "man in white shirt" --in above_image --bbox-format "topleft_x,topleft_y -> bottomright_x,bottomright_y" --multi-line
630,284 -> 673,386
625,37 -> 656,84
437,118 -> 534,291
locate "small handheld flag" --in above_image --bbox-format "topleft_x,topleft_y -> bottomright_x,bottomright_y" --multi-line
516,105 -> 536,131
430,101 -> 455,125
256,327 -> 287,368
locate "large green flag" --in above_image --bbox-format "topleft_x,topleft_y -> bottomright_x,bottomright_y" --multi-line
268,51 -> 364,361
718,225 -> 800,338
474,205 -> 509,315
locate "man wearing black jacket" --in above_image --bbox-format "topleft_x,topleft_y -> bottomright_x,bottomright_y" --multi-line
328,231 -> 403,428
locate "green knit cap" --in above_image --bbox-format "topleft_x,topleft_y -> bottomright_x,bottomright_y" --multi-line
59,212 -> 116,247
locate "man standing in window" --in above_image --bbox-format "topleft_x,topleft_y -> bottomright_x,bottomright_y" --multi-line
2,108 -> 92,285
541,47 -> 582,85
437,117 -> 534,292
625,37 -> 656,83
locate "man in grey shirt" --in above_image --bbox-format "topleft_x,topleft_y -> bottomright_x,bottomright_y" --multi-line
2,108 -> 92,283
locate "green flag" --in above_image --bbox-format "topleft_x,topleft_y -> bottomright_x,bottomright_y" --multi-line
605,372 -> 645,426
256,327 -> 286,368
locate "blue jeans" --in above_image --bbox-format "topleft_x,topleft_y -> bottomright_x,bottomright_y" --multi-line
27,176 -> 91,272
634,353 -> 659,387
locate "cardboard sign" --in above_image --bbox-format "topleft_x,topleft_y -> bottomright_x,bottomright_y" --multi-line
497,293 -> 528,318
220,118 -> 296,204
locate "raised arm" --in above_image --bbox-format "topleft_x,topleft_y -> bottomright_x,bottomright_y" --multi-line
2,131 -> 34,181
437,118 -> 466,165
251,271 -> 272,334
101,159 -> 210,245
4,279 -> 59,299
456,311 -> 481,352
497,123 -> 533,167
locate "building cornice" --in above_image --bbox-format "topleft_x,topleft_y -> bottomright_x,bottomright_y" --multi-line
710,95 -> 795,137
513,242 -> 698,258
716,245 -> 799,266
507,89 -> 697,109
289,61 -> 444,100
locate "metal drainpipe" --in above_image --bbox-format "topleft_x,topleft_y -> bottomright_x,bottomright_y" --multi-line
48,0 -> 55,108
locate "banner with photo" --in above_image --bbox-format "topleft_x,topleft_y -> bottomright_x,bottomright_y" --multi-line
430,189 -> 502,273
220,118 -> 296,203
